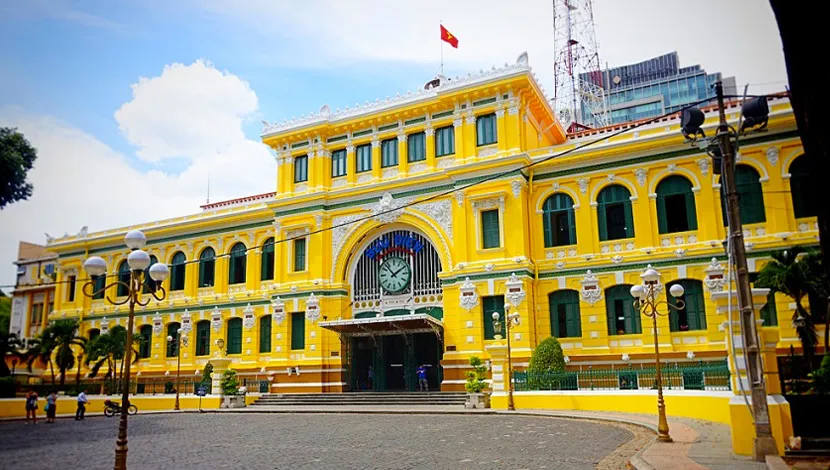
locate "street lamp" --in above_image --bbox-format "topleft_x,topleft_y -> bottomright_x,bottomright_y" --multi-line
492,302 -> 520,411
82,229 -> 168,470
630,268 -> 685,443
167,332 -> 187,411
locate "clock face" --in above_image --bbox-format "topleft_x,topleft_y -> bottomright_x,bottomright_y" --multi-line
378,257 -> 411,294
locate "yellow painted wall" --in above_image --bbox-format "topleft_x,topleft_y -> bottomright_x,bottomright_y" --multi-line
0,395 -> 247,419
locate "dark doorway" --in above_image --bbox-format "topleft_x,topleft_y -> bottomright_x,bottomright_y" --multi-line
348,333 -> 442,392
664,194 -> 690,232
606,203 -> 627,240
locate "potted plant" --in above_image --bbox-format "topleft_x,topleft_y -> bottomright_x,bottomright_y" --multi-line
464,356 -> 490,409
219,370 -> 246,408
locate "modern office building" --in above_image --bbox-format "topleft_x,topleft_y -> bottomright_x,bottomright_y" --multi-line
580,52 -> 736,126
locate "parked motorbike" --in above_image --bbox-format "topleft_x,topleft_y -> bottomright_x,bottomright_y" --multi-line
103,399 -> 138,417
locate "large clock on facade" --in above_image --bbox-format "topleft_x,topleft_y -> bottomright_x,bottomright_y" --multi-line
378,257 -> 411,294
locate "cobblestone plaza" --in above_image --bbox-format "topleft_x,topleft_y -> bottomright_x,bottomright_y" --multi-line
0,413 -> 633,469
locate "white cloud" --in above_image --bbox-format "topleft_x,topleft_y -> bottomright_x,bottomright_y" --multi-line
0,61 -> 275,289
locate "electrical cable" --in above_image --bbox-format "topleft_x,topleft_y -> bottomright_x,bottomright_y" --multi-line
3,92 -> 787,291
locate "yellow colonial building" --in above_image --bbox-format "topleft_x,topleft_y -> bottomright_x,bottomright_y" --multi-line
44,53 -> 818,408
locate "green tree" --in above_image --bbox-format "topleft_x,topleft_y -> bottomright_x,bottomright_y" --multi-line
756,247 -> 819,363
528,337 -> 566,374
801,251 -> 830,352
47,319 -> 86,387
85,326 -> 139,393
0,333 -> 25,377
464,356 -> 488,393
0,293 -> 11,335
220,369 -> 239,395
0,127 -> 38,209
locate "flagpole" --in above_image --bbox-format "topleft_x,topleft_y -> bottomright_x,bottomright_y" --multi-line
439,20 -> 444,75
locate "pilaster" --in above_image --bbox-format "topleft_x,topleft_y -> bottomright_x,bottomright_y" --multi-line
346,144 -> 356,185
397,132 -> 408,175
425,126 -> 436,169
453,115 -> 464,163
463,112 -> 476,159
371,137 -> 381,180
496,108 -> 507,153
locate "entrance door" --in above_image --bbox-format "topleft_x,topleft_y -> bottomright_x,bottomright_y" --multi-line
413,333 -> 441,391
384,335 -> 407,391
351,337 -> 375,391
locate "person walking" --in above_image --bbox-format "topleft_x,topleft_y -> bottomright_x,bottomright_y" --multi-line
75,388 -> 89,421
25,391 -> 38,424
417,365 -> 429,392
367,365 -> 374,390
45,391 -> 58,424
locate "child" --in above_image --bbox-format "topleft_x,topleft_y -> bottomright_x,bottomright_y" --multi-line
25,391 -> 38,424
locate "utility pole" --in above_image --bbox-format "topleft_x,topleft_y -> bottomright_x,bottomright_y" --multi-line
715,81 -> 778,460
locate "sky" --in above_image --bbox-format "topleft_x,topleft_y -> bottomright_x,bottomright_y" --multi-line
0,0 -> 789,290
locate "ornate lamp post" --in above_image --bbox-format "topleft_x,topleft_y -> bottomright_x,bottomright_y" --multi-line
167,332 -> 187,411
630,267 -> 685,443
492,302 -> 520,411
82,230 -> 168,470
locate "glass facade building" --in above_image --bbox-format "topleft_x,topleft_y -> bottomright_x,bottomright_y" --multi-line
579,52 -> 735,126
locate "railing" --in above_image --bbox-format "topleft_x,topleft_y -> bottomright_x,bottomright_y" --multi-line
241,378 -> 269,394
513,360 -> 731,392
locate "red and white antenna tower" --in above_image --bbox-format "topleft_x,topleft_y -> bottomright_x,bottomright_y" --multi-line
553,0 -> 609,131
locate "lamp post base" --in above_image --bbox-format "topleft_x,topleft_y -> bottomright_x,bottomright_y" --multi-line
657,433 -> 673,443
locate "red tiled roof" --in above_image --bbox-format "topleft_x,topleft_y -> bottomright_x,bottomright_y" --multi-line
200,192 -> 276,210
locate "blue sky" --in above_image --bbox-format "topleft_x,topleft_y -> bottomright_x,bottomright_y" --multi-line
0,0 -> 788,289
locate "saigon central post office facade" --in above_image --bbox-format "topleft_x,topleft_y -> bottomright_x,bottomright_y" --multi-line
46,55 -> 817,393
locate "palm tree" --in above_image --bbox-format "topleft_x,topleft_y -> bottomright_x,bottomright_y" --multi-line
801,251 -> 830,353
85,326 -> 139,394
27,331 -> 57,385
0,333 -> 25,377
46,319 -> 86,387
756,247 -> 819,363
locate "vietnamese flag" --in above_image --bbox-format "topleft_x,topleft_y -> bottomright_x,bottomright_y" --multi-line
440,25 -> 459,48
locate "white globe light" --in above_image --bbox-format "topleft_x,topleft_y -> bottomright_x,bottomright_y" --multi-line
630,285 -> 645,299
504,302 -> 512,311
149,262 -> 170,282
124,230 -> 147,250
83,256 -> 107,277
641,267 -> 660,283
167,335 -> 173,342
670,283 -> 685,298
127,249 -> 151,271
491,311 -> 500,321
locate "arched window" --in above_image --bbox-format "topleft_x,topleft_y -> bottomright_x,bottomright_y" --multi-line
88,328 -> 100,341
259,315 -> 272,353
542,193 -> 577,247
721,164 -> 765,225
170,252 -> 186,291
667,280 -> 706,331
199,247 -> 215,288
142,255 -> 159,294
261,238 -> 275,281
597,185 -> 635,241
789,155 -> 816,218
549,290 -> 581,338
117,261 -> 131,297
195,320 -> 211,356
655,176 -> 698,234
227,318 -> 243,354
605,285 -> 640,335
138,325 -> 153,359
760,292 -> 778,327
92,274 -> 107,300
166,322 -> 180,357
228,243 -> 247,285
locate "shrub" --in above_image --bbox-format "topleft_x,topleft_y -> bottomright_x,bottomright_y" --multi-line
810,355 -> 830,394
202,363 -> 213,383
529,337 -> 566,374
220,370 -> 239,396
465,356 -> 488,393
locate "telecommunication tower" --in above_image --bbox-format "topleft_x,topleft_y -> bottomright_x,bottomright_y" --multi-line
552,0 -> 609,131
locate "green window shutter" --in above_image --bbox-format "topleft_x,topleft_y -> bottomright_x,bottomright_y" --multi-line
261,238 -> 275,281
656,195 -> 669,234
117,262 -> 130,296
166,323 -> 180,357
291,312 -> 305,350
408,132 -> 426,162
732,165 -> 766,225
294,155 -> 308,183
789,155 -> 816,218
196,321 -> 211,356
227,318 -> 242,354
171,252 -> 186,291
228,253 -> 236,283
685,192 -> 698,230
198,260 -> 205,287
597,203 -> 608,241
568,208 -> 577,246
476,114 -> 497,146
669,302 -> 680,331
331,149 -> 347,178
761,292 -> 778,326
436,126 -> 454,156
259,316 -> 271,353
356,144 -> 372,173
623,199 -> 635,238
381,138 -> 398,167
606,285 -> 638,335
482,296 -> 505,340
686,281 -> 706,330
542,212 -> 554,247
294,238 -> 306,272
550,290 -> 581,338
481,209 -> 500,249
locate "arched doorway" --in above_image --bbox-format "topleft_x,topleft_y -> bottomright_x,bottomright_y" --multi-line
322,226 -> 445,392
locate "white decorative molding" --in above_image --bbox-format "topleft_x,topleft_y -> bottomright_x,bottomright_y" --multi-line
243,303 -> 255,329
674,248 -> 687,258
382,167 -> 399,179
504,273 -> 525,307
576,178 -> 589,194
373,192 -> 409,224
180,309 -> 192,334
704,257 -> 726,292
272,297 -> 286,325
459,277 -> 479,311
438,157 -> 455,169
471,196 -> 505,212
454,191 -> 465,206
667,163 -> 677,173
332,177 -> 347,188
152,313 -> 163,335
357,173 -> 373,183
555,261 -> 566,269
315,214 -> 323,229
211,307 -> 222,333
580,270 -> 602,305
510,180 -> 525,198
635,168 -> 647,187
409,162 -> 427,174
485,263 -> 495,272
414,199 -> 453,240
611,255 -> 624,264
477,147 -> 498,158
285,227 -> 310,239
330,213 -> 368,273
305,293 -> 320,323
766,147 -> 779,166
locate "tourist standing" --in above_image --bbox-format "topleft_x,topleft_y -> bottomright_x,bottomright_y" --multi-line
25,391 -> 38,424
417,365 -> 429,392
367,365 -> 374,390
45,390 -> 58,423
75,388 -> 89,420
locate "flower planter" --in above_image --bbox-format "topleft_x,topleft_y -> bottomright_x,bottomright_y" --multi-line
465,392 -> 490,409
221,395 -> 246,408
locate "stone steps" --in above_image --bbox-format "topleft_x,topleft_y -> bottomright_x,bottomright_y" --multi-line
251,392 -> 467,407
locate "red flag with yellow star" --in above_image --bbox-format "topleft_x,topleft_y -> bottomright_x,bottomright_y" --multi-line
440,25 -> 458,48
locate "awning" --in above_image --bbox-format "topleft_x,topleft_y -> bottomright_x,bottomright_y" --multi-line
318,313 -> 443,338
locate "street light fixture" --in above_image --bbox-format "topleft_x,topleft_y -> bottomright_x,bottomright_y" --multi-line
167,332 -> 187,411
82,229 -> 168,470
630,268 -> 684,443
492,302 -> 520,411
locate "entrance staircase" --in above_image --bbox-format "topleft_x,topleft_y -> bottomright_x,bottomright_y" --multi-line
251,392 -> 467,407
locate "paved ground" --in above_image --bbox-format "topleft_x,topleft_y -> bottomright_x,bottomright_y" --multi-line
0,413 -> 633,470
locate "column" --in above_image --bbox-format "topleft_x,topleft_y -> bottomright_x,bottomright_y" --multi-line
371,138 -> 381,180
275,152 -> 286,195
184,255 -> 198,298
453,115 -> 465,163
318,149 -> 331,189
306,151 -> 316,189
463,112 -> 476,159
346,144 -> 356,185
484,342 -> 510,408
397,132 -> 408,175
285,156 -> 295,193
247,247 -> 260,292
496,108 -> 507,153
711,288 -> 792,456
425,127 -> 436,169
505,99 -> 520,151
215,247 -> 229,295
